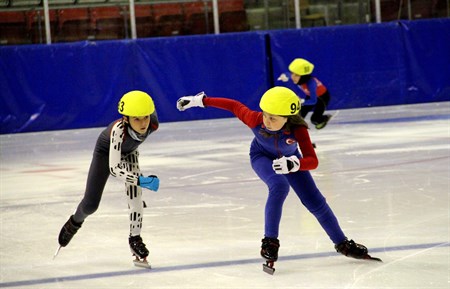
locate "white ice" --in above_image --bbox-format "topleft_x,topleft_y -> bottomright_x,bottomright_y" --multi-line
1,102 -> 449,289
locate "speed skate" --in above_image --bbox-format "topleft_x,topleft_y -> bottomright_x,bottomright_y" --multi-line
53,246 -> 62,259
133,255 -> 151,269
129,235 -> 151,269
260,237 -> 279,275
262,260 -> 276,275
363,254 -> 382,262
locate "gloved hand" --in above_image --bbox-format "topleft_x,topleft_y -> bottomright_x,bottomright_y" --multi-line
138,175 -> 159,191
277,73 -> 289,82
272,156 -> 300,174
176,91 -> 206,111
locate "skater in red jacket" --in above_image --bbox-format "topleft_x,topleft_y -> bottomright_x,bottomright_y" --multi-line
177,87 -> 381,274
278,58 -> 332,129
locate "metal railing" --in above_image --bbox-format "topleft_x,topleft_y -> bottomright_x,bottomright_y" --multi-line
1,0 -> 448,45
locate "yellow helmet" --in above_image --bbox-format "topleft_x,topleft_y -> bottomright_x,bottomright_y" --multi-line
118,90 -> 155,116
259,86 -> 301,116
288,58 -> 314,76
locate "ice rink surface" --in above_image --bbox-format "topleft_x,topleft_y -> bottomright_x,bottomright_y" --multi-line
1,102 -> 449,289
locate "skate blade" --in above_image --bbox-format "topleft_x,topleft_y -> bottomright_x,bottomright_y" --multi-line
133,258 -> 151,269
262,262 -> 275,275
53,246 -> 62,260
365,255 -> 383,262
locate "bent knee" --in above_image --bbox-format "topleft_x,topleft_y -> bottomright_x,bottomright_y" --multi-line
267,175 -> 290,196
81,201 -> 100,216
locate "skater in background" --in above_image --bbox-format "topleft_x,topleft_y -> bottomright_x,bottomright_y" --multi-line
278,58 -> 332,129
176,87 -> 380,273
57,90 -> 160,266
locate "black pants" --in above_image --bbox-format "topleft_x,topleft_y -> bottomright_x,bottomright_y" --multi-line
73,150 -> 144,236
301,91 -> 331,125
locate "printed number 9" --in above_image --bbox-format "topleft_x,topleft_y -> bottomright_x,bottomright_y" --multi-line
119,101 -> 125,112
290,101 -> 300,114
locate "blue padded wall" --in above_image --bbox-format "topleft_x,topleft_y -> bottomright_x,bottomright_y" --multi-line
1,19 -> 449,134
269,19 -> 450,110
0,32 -> 269,133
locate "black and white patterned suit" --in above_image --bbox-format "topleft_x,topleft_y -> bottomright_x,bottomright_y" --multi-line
72,112 -> 158,237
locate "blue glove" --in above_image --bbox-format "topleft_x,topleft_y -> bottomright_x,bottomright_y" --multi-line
138,175 -> 159,192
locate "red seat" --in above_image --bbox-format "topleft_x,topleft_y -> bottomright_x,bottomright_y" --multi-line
0,11 -> 30,45
91,6 -> 126,40
371,0 -> 396,21
28,10 -> 58,44
409,0 -> 435,19
184,1 -> 213,35
370,0 -> 436,21
218,0 -> 245,12
57,8 -> 94,42
219,10 -> 249,32
152,3 -> 185,37
134,5 -> 155,38
218,0 -> 248,32
434,0 -> 448,17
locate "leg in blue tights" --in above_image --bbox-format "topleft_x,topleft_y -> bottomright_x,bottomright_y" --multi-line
251,154 -> 290,238
286,171 -> 346,244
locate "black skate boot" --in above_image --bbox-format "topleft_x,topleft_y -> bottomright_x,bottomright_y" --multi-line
58,215 -> 83,247
261,237 -> 280,275
315,114 -> 332,130
335,239 -> 382,262
129,235 -> 151,268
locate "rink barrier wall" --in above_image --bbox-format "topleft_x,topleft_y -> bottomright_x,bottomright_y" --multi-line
1,19 -> 449,134
270,19 -> 450,109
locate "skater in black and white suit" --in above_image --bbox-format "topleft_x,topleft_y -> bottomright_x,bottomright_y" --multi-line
57,90 -> 160,265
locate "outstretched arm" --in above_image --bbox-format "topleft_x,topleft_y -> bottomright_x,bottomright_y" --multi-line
177,92 -> 262,129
